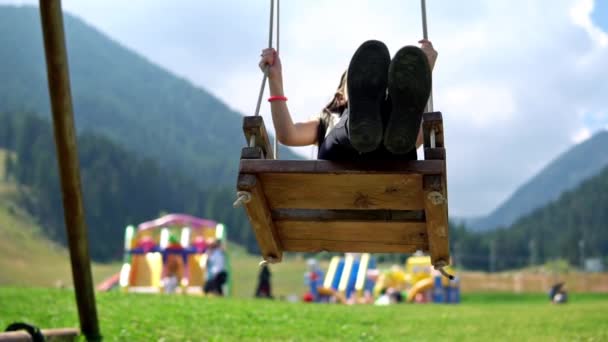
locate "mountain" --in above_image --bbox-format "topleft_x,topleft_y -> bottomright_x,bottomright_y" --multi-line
0,111 -> 260,261
467,130 -> 608,231
451,163 -> 608,271
0,5 -> 300,188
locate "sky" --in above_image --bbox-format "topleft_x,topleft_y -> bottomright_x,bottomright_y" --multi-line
2,0 -> 607,217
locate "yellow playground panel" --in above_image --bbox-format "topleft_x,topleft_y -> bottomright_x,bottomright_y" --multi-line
374,254 -> 459,303
128,253 -> 163,289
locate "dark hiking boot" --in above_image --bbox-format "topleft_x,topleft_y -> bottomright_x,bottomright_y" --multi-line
384,46 -> 431,154
347,40 -> 390,153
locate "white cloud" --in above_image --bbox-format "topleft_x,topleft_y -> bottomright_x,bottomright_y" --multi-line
2,0 -> 607,218
571,0 -> 608,47
573,127 -> 592,143
443,84 -> 516,128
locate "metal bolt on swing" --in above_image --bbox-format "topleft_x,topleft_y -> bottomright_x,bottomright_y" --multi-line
427,191 -> 445,205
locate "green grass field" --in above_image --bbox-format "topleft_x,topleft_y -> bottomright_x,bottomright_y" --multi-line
1,289 -> 607,341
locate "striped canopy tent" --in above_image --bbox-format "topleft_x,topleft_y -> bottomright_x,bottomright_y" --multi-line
137,213 -> 217,231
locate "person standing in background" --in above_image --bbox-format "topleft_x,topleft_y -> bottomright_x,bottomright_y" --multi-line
203,239 -> 228,296
255,264 -> 273,298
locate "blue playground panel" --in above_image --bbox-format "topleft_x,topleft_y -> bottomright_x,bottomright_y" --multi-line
331,260 -> 345,290
345,260 -> 360,298
332,257 -> 377,299
432,275 -> 460,304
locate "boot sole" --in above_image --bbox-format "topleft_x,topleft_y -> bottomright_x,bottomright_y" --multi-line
384,46 -> 431,154
347,40 -> 390,153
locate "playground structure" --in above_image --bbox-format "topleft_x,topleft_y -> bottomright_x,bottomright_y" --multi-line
374,255 -> 460,304
306,254 -> 377,304
304,253 -> 460,304
115,214 -> 231,295
305,253 -> 459,305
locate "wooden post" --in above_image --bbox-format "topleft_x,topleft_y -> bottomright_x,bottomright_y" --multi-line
0,328 -> 79,342
38,1 -> 100,340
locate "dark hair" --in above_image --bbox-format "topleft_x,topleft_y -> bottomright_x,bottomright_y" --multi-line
318,71 -> 348,145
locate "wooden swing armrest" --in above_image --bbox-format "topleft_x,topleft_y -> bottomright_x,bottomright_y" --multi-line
243,116 -> 274,160
422,112 -> 446,161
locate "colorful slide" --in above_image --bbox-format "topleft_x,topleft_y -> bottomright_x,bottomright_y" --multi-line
315,253 -> 376,302
406,277 -> 434,302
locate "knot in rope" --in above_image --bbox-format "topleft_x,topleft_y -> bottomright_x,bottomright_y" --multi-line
233,191 -> 252,208
259,256 -> 279,266
433,260 -> 455,280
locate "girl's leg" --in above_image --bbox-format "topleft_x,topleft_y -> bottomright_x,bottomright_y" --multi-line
318,111 -> 417,161
346,40 -> 391,153
384,46 -> 431,154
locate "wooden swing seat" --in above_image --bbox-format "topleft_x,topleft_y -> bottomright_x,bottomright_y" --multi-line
236,112 -> 450,268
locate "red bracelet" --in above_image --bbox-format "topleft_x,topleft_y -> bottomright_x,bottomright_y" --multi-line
268,95 -> 288,102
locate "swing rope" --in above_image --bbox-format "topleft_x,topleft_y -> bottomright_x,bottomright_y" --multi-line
420,0 -> 437,149
236,0 -> 280,208
242,0 -> 282,265
274,0 -> 280,158
252,0 -> 281,158
421,0 -> 433,113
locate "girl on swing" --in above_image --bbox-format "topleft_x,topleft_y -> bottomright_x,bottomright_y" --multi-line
258,39 -> 437,160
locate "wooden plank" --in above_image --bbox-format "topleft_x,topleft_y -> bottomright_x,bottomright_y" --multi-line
260,173 -> 425,210
0,328 -> 79,342
280,239 -> 424,253
423,147 -> 446,161
243,116 -> 274,160
423,112 -> 444,148
423,175 -> 450,267
237,174 -> 282,261
241,147 -> 264,160
272,209 -> 425,222
422,111 -> 443,123
276,221 -> 428,244
240,159 -> 445,175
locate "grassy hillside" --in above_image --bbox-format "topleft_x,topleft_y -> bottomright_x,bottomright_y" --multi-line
469,130 -> 608,231
0,5 -> 300,189
1,289 -> 607,340
0,149 -> 117,286
0,148 -> 309,294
